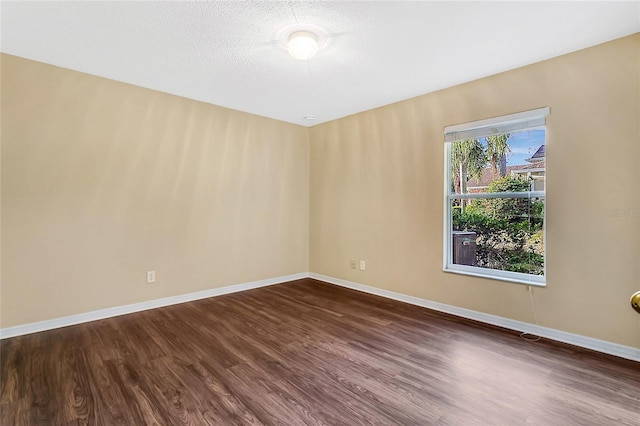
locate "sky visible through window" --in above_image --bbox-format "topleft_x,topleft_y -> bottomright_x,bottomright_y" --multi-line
478,129 -> 545,166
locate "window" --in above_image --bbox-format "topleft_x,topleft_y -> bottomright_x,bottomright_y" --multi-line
444,107 -> 549,286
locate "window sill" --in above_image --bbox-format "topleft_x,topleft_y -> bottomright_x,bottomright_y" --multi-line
444,266 -> 546,287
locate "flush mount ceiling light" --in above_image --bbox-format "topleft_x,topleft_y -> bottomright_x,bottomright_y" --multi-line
287,31 -> 319,60
275,24 -> 330,61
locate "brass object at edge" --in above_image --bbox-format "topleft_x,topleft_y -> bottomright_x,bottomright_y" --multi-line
631,291 -> 640,314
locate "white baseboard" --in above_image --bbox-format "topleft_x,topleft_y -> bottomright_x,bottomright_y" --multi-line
4,271 -> 638,363
309,273 -> 640,363
0,272 -> 308,339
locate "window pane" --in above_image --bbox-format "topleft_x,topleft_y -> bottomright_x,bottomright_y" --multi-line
450,197 -> 545,276
450,129 -> 545,195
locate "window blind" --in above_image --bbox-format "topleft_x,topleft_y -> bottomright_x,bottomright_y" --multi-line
444,107 -> 549,143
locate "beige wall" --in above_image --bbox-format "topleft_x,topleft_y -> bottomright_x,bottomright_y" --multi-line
1,54 -> 310,328
310,35 -> 640,348
2,35 -> 639,350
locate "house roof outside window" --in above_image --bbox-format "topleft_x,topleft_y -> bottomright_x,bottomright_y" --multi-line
526,144 -> 545,162
467,144 -> 545,193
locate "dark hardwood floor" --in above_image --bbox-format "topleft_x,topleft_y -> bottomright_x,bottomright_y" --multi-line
1,278 -> 639,425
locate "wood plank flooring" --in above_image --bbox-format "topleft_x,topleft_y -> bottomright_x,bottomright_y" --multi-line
1,278 -> 639,425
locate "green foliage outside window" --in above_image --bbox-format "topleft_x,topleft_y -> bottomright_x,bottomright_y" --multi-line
452,175 -> 544,275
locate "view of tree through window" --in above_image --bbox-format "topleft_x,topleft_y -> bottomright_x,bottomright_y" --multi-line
446,127 -> 546,283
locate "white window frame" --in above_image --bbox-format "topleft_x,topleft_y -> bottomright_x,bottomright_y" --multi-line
443,107 -> 549,286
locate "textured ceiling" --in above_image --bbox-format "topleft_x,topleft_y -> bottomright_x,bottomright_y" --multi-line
2,1 -> 639,126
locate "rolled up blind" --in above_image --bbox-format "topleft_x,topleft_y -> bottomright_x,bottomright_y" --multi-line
445,107 -> 549,143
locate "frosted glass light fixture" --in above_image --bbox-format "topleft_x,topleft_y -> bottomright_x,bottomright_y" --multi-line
287,31 -> 319,60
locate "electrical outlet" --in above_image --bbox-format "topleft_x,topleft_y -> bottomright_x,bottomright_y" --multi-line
147,271 -> 156,284
359,260 -> 366,271
350,259 -> 357,269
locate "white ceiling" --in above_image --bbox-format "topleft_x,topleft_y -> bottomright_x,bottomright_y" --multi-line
2,1 -> 639,127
